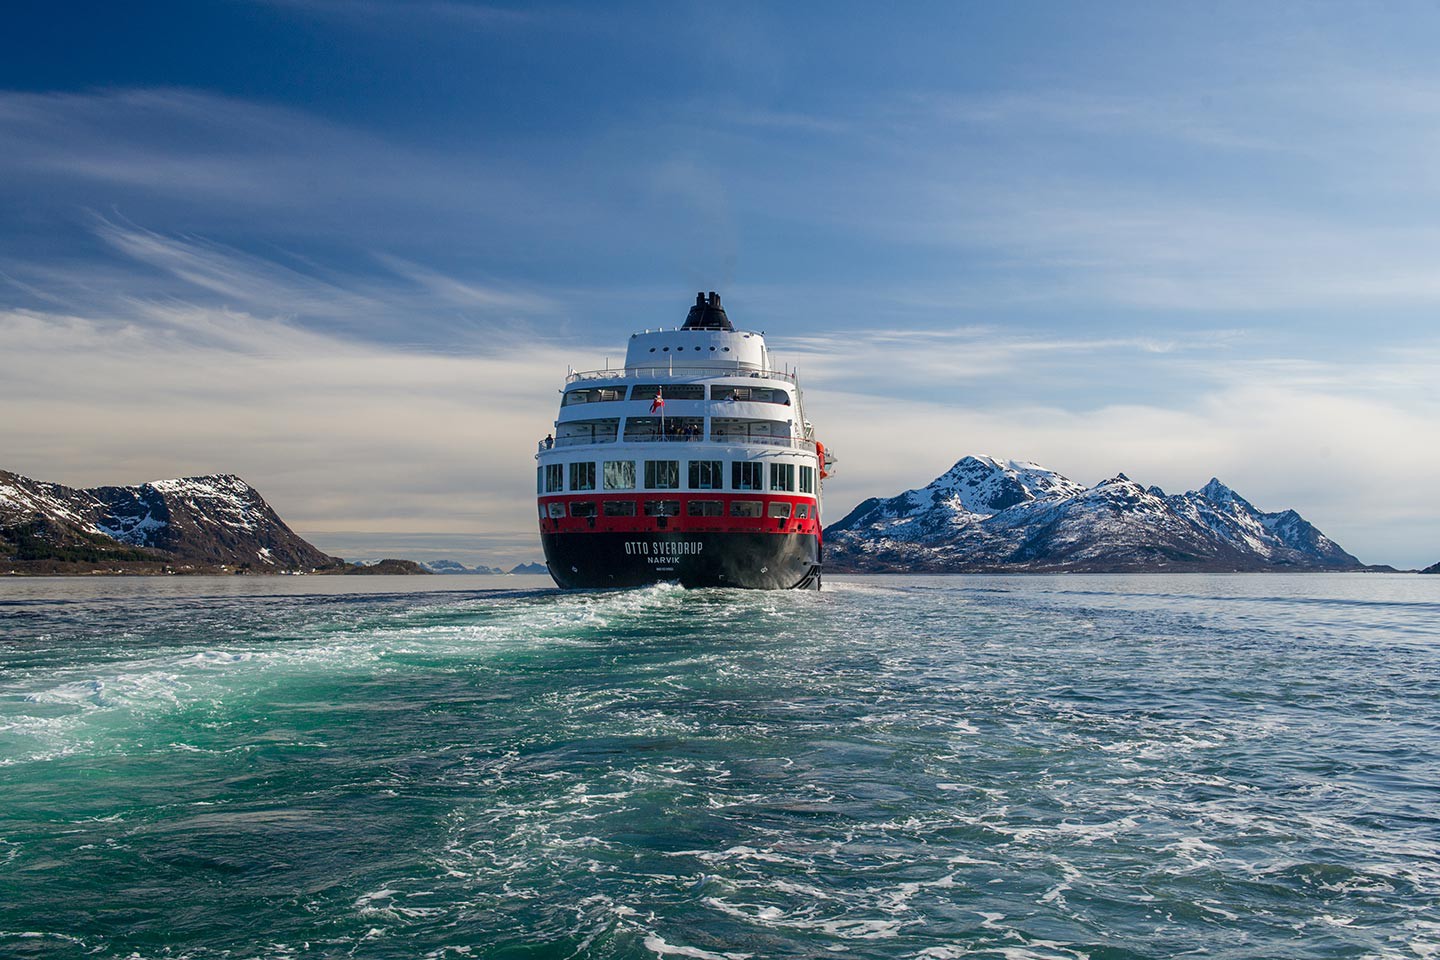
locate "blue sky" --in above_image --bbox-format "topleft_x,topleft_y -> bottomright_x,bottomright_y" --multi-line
3,1 -> 1439,567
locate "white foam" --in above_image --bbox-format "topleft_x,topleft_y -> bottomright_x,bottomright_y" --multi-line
642,933 -> 751,960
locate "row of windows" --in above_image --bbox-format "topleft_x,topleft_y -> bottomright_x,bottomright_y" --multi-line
555,416 -> 792,445
564,384 -> 790,405
543,499 -> 811,520
542,461 -> 815,494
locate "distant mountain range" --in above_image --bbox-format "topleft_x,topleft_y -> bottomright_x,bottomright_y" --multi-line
1424,561 -> 1440,575
419,560 -> 548,575
825,455 -> 1371,573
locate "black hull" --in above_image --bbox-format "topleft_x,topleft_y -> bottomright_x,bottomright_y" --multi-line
542,531 -> 821,590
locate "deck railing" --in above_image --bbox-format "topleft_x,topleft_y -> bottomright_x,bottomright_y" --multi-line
566,366 -> 798,385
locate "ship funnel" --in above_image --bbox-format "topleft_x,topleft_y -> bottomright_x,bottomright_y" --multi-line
682,290 -> 734,331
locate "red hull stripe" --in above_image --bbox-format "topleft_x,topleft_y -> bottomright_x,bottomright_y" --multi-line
537,493 -> 822,541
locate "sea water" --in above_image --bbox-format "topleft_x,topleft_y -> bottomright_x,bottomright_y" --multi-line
1,574 -> 1437,959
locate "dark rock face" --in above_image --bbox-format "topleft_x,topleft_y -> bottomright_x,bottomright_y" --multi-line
509,562 -> 548,575
1,469 -> 342,571
825,456 -> 1363,573
1423,561 -> 1440,574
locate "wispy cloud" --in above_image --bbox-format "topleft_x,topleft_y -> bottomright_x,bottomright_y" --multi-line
372,254 -> 557,314
0,88 -> 544,257
2,217 -> 562,351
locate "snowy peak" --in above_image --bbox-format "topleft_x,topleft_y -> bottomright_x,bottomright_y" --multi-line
1198,478 -> 1253,510
825,455 -> 1362,573
926,456 -> 1034,515
141,475 -> 268,533
926,455 -> 1086,516
826,455 -> 1087,541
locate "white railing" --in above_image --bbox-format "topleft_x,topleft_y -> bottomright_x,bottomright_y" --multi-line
539,434 -> 817,454
716,435 -> 817,451
566,366 -> 798,385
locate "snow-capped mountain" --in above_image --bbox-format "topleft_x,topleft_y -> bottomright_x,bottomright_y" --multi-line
1,469 -> 341,570
1423,560 -> 1440,574
825,456 -> 1362,573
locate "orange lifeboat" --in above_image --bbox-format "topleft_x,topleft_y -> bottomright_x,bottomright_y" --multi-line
816,441 -> 829,479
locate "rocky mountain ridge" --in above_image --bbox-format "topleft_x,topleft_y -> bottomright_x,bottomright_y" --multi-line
1,469 -> 343,572
825,455 -> 1363,573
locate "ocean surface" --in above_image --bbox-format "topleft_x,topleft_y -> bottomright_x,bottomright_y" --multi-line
1,574 -> 1438,960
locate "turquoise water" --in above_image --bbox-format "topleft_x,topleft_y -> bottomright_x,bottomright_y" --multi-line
2,574 -> 1438,959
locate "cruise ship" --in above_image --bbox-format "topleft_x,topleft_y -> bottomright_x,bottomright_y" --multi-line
536,292 -> 831,589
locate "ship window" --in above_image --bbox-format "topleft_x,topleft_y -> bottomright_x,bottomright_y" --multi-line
563,388 -> 623,405
603,499 -> 636,517
556,418 -> 619,445
800,466 -> 815,493
624,417 -> 661,441
729,500 -> 762,517
712,418 -> 790,442
770,463 -> 795,492
644,460 -> 680,489
544,464 -> 563,493
547,502 -> 566,518
603,460 -> 635,490
570,501 -> 596,518
644,499 -> 681,517
536,467 -> 542,494
687,500 -> 724,517
569,462 -> 596,491
712,386 -> 790,405
630,384 -> 705,401
768,502 -> 792,519
796,503 -> 810,519
538,503 -> 545,519
723,347 -> 730,352
732,461 -> 763,490
688,460 -> 724,489
709,346 -> 716,351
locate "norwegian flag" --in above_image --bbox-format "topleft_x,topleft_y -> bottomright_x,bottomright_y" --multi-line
650,388 -> 664,413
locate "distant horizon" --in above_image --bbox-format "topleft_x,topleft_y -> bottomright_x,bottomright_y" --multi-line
3,2 -> 1438,568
